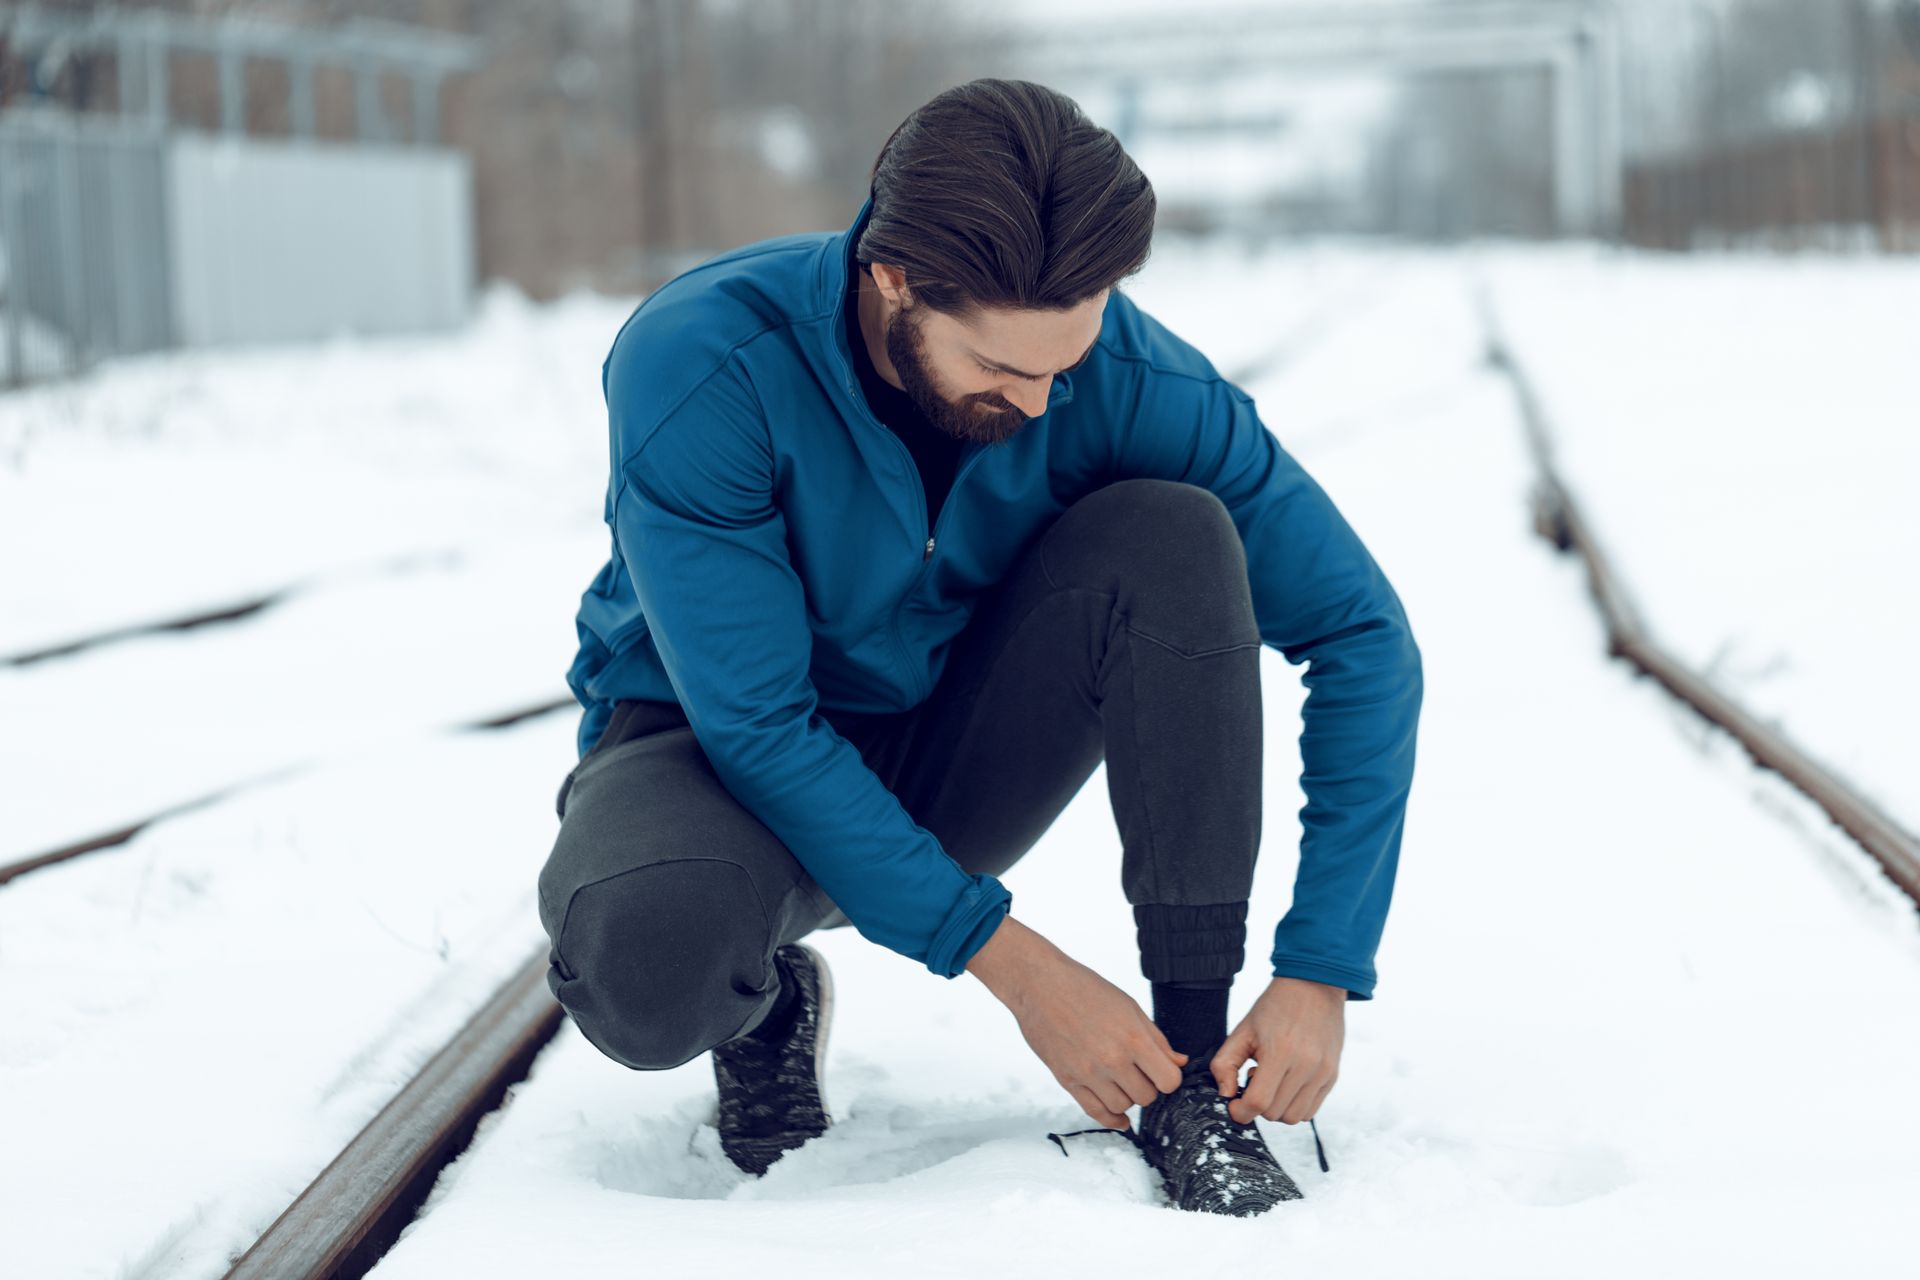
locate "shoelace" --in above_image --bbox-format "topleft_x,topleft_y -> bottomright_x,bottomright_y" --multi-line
1046,1114 -> 1329,1174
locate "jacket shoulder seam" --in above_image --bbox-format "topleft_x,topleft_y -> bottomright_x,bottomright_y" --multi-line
1099,346 -> 1248,398
615,327 -> 782,468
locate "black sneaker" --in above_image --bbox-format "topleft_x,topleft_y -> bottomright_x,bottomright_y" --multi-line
1137,1054 -> 1305,1216
710,942 -> 834,1175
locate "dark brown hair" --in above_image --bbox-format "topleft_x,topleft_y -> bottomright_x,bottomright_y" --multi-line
855,78 -> 1155,321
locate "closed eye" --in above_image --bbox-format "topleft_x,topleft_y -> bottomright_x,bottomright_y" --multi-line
976,350 -> 1094,381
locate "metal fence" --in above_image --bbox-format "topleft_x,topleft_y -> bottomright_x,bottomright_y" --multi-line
1611,0 -> 1920,254
168,135 -> 473,348
0,10 -> 483,389
0,111 -> 173,387
0,108 -> 476,389
1623,116 -> 1920,253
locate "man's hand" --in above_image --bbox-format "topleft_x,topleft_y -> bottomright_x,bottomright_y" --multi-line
967,915 -> 1187,1129
1211,975 -> 1347,1125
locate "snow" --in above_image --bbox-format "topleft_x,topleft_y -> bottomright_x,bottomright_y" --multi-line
0,726 -> 562,1276
2,244 -> 1915,1279
1478,248 -> 1920,840
0,284 -> 623,656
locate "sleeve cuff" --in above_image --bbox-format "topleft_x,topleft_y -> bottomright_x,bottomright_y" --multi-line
1270,955 -> 1376,1001
925,874 -> 1013,978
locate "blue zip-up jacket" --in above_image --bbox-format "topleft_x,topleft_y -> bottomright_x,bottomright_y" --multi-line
565,193 -> 1423,996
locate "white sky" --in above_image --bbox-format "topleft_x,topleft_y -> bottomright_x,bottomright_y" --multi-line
971,0 -> 1402,200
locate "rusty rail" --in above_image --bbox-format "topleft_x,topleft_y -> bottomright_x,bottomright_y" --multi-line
2,548 -> 466,668
1476,281 -> 1920,909
222,946 -> 565,1280
0,696 -> 575,886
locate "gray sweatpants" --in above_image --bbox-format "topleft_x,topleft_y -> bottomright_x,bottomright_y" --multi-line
538,478 -> 1265,1071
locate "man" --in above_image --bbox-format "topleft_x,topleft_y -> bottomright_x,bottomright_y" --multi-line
540,79 -> 1423,1218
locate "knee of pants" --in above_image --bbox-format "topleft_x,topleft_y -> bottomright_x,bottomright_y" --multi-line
1047,479 -> 1257,652
545,858 -> 772,1071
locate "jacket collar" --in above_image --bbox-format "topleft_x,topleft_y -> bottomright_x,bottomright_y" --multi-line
818,192 -> 1077,416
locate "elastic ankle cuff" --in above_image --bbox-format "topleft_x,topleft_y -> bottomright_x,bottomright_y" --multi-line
1134,901 -> 1248,984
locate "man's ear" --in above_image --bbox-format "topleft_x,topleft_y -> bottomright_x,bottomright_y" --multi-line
872,262 -> 911,305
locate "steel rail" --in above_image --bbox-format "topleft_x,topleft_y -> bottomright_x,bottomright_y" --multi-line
2,548 -> 464,668
5,591 -> 291,667
0,696 -> 574,886
1476,281 -> 1920,909
221,946 -> 564,1280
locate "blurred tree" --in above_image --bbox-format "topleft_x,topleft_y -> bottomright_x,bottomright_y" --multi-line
1620,0 -> 1914,250
438,0 -> 994,297
1371,66 -> 1555,240
23,0 -> 998,296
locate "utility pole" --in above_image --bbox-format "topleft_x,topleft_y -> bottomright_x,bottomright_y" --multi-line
634,0 -> 680,292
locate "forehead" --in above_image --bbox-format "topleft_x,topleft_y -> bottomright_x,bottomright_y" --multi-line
934,290 -> 1110,346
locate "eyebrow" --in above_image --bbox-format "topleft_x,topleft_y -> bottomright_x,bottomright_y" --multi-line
966,336 -> 1100,380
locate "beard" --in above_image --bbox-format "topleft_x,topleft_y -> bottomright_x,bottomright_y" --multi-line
884,304 -> 1030,446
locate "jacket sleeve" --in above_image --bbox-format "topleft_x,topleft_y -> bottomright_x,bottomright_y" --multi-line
1102,357 -> 1424,1001
610,358 -> 1011,978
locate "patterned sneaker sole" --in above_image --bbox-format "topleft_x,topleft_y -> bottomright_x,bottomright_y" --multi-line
792,941 -> 834,1121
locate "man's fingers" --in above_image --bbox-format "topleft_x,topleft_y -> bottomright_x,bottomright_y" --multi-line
1211,1036 -> 1249,1098
1137,1028 -> 1186,1094
1142,1049 -> 1184,1096
1288,1073 -> 1338,1124
1116,1062 -> 1162,1109
1229,1061 -> 1283,1125
1147,1020 -> 1185,1065
1091,1078 -> 1135,1120
1265,1065 -> 1313,1123
1212,1058 -> 1242,1100
1069,1084 -> 1128,1130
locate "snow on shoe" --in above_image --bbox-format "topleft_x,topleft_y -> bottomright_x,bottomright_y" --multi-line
1137,1056 -> 1304,1216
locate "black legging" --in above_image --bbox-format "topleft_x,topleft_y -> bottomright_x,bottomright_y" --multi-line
538,478 -> 1264,1071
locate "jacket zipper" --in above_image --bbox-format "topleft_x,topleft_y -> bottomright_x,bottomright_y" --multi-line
844,376 -> 983,704
891,444 -> 986,703
845,382 -> 934,554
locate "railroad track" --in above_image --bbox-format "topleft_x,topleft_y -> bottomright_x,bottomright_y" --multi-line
1223,265 -> 1399,388
188,274 -> 1473,1275
1,548 -> 466,669
218,947 -> 564,1280
5,272 -> 1383,894
3,630 -> 580,1273
82,276 -> 1399,1276
47,269 -> 1917,1280
1475,280 -> 1920,912
0,695 -> 577,886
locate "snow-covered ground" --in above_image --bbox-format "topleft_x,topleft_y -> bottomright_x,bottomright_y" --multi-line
2,244 -> 1915,1279
1480,249 -> 1920,840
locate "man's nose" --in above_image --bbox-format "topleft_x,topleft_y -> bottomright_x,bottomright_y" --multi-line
1003,377 -> 1050,418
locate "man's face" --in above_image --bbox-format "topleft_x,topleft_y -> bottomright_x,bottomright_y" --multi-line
883,286 -> 1109,446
